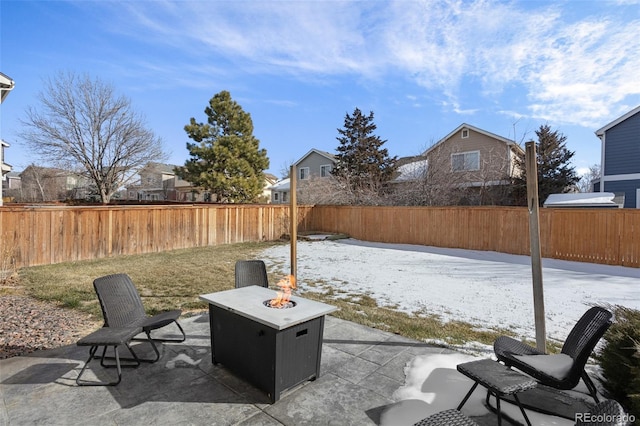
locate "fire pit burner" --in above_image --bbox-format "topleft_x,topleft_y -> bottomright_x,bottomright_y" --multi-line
263,299 -> 297,309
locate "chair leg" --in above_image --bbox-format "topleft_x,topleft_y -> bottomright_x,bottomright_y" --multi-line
127,321 -> 186,363
457,381 -> 479,410
77,345 -> 125,386
148,321 -> 186,343
98,342 -> 147,366
513,393 -> 532,426
582,372 -> 601,404
143,331 -> 161,363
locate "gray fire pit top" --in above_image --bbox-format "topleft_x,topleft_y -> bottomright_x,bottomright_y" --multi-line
200,286 -> 338,330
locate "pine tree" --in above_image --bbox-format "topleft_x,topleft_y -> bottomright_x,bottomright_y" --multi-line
332,108 -> 397,199
176,91 -> 269,203
512,124 -> 579,206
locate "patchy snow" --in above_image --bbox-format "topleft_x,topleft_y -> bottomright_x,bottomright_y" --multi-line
260,238 -> 639,343
259,238 -> 638,424
385,352 -> 581,425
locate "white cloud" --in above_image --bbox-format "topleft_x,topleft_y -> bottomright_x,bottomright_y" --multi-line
106,0 -> 640,127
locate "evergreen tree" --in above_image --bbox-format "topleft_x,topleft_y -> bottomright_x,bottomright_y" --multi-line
332,108 -> 397,198
176,91 -> 269,203
512,124 -> 579,206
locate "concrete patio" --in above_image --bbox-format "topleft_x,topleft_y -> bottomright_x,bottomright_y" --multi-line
0,312 -> 477,426
1,312 -> 586,426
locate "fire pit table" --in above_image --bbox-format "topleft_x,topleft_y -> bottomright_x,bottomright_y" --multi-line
199,286 -> 337,403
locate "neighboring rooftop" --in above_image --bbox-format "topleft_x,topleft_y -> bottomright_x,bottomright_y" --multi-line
543,192 -> 624,208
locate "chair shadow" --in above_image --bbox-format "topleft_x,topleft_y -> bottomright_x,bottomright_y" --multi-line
2,362 -> 79,384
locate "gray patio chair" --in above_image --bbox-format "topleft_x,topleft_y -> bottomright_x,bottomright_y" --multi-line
413,399 -> 629,426
494,306 -> 612,404
93,273 -> 186,363
235,260 -> 269,288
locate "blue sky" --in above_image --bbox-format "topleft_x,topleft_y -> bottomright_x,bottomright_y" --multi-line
1,0 -> 639,179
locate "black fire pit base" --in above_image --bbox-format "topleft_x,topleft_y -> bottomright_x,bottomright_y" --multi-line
208,304 -> 325,403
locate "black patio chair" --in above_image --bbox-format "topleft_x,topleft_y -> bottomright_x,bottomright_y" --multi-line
576,399 -> 631,425
93,273 -> 186,363
235,260 -> 269,288
412,398 -> 629,426
494,306 -> 612,403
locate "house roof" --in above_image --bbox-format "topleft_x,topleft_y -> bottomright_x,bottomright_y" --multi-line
424,123 -> 523,155
595,105 -> 640,138
268,178 -> 290,191
264,173 -> 278,184
0,72 -> 15,104
143,162 -> 177,174
392,156 -> 428,182
543,192 -> 621,208
293,149 -> 336,166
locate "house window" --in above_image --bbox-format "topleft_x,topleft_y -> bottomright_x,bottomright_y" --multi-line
320,164 -> 332,177
299,167 -> 309,180
461,129 -> 469,138
282,192 -> 288,202
274,193 -> 279,202
451,151 -> 480,172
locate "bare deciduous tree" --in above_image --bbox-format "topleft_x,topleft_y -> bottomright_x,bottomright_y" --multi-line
297,175 -> 385,205
388,144 -> 516,206
20,72 -> 166,203
577,164 -> 601,193
18,165 -> 67,202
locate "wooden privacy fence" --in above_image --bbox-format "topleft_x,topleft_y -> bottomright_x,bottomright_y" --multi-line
1,204 -> 638,269
306,205 -> 640,268
0,204 -> 313,269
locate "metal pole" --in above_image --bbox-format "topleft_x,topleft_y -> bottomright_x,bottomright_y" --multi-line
525,141 -> 546,352
289,166 -> 297,279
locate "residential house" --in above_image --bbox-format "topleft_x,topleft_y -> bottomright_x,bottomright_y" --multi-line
19,166 -> 91,202
261,173 -> 278,202
269,178 -> 290,205
127,162 -> 183,201
1,171 -> 21,202
270,149 -> 337,204
173,174 -> 206,202
391,124 -> 523,205
1,72 -> 15,206
0,72 -> 14,103
1,140 -> 11,204
594,105 -> 640,208
127,162 -> 277,203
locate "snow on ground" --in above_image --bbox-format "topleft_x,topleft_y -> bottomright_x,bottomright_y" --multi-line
260,238 -> 640,344
259,238 -> 639,423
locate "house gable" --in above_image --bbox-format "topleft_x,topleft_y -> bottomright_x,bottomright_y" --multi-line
595,105 -> 640,208
293,149 -> 336,181
597,106 -> 640,176
424,123 -> 522,184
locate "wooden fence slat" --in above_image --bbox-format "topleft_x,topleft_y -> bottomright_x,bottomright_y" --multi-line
1,204 -> 639,269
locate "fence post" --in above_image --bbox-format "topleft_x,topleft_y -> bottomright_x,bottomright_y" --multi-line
290,166 -> 297,279
526,141 -> 547,352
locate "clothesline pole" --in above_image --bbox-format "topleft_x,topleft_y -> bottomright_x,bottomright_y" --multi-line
526,141 -> 546,353
289,165 -> 297,280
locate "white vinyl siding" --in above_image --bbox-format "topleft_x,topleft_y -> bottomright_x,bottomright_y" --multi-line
451,151 -> 480,172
